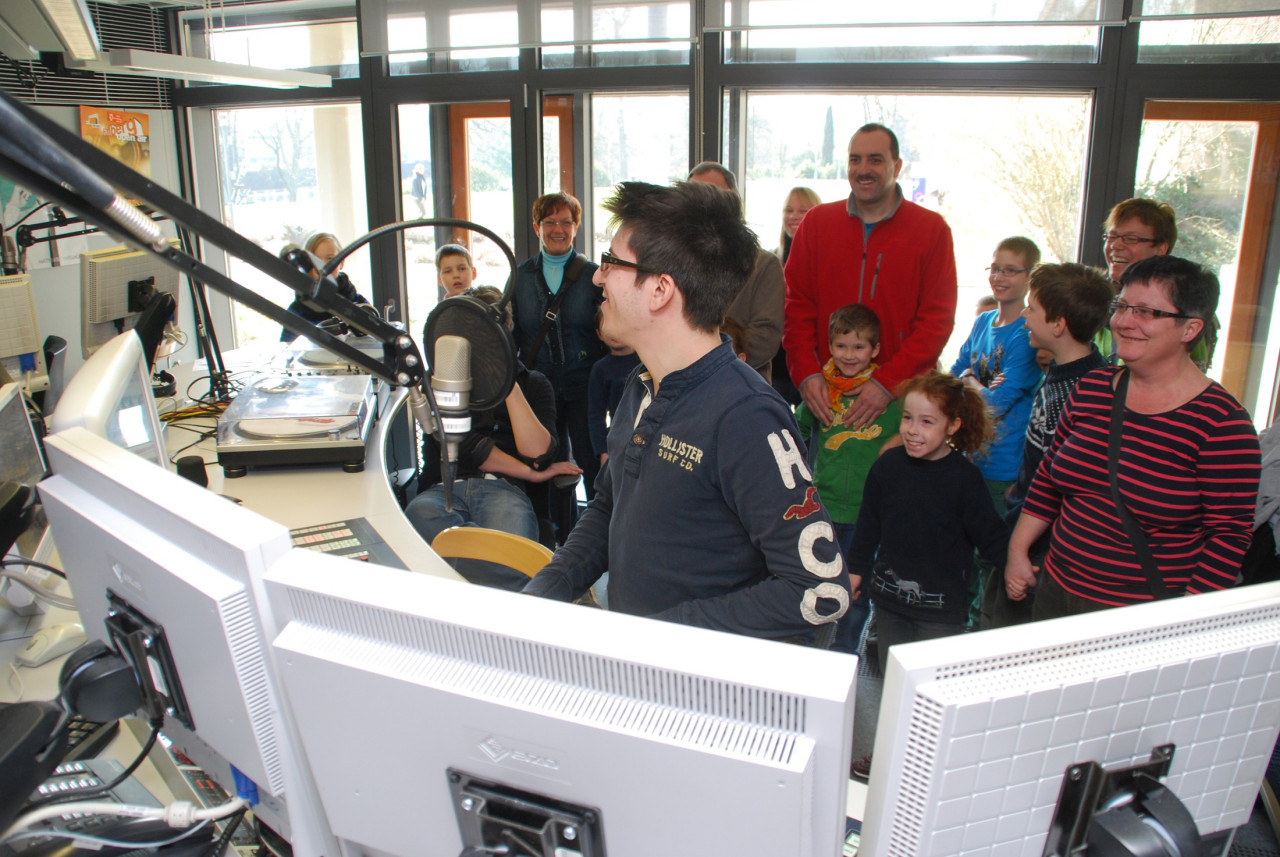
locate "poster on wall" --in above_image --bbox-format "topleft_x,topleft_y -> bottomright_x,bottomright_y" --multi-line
80,106 -> 152,178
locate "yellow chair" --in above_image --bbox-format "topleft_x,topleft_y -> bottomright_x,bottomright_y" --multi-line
430,526 -> 600,607
430,525 -> 554,579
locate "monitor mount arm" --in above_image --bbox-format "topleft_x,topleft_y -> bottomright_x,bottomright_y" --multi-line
1042,744 -> 1206,857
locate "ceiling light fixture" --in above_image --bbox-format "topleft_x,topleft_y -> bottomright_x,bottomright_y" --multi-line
32,0 -> 99,61
69,48 -> 333,89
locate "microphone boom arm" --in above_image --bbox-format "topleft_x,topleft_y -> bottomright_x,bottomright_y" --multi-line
0,90 -> 525,516
0,90 -> 444,389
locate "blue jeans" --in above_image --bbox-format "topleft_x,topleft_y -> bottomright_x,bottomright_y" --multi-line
830,522 -> 871,655
405,477 -> 538,591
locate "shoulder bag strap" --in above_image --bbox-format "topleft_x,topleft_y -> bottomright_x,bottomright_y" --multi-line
522,269 -> 574,369
1107,370 -> 1172,599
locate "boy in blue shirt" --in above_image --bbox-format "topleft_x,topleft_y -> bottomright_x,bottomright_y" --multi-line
951,236 -> 1042,625
951,236 -> 1042,511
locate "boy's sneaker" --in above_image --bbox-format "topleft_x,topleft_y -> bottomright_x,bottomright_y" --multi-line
850,754 -> 873,781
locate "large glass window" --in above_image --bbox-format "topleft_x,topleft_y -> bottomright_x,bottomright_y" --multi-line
182,9 -> 360,79
1136,2 -> 1280,63
363,0 -> 690,72
541,1 -> 692,68
590,92 -> 690,256
212,103 -> 369,348
396,103 -> 516,340
1135,118 -> 1253,385
735,91 -> 1092,363
365,1 -> 521,73
717,1 -> 1116,63
1135,101 -> 1280,425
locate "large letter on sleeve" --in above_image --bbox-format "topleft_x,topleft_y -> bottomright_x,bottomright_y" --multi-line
767,429 -> 812,490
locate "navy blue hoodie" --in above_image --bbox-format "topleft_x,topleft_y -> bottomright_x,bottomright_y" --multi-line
525,341 -> 850,639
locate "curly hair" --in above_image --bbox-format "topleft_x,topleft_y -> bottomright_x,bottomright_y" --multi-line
895,371 -> 995,456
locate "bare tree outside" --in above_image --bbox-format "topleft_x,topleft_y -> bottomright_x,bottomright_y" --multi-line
257,112 -> 314,203
1136,120 -> 1251,275
973,98 -> 1089,264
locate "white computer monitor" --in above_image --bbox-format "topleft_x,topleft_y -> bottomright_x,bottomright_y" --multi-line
48,329 -> 167,466
0,273 -> 49,394
0,381 -> 50,567
262,552 -> 859,857
860,584 -> 1280,857
38,427 -> 338,857
0,381 -> 46,500
80,242 -> 182,359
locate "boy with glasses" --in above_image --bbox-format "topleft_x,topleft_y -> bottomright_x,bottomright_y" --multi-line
950,236 -> 1043,625
1097,198 -> 1177,363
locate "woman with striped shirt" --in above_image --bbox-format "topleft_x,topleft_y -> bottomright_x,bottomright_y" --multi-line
1004,255 -> 1259,619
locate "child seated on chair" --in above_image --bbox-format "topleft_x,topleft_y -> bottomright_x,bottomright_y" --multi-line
404,286 -> 581,590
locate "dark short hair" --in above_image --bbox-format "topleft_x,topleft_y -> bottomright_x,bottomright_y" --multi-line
1105,198 -> 1178,252
829,303 -> 881,348
1028,263 -> 1114,343
853,123 -> 900,160
435,243 -> 472,268
688,161 -> 738,191
602,181 -> 758,333
532,192 -> 582,225
1120,255 -> 1218,353
464,285 -> 511,331
996,235 -> 1041,269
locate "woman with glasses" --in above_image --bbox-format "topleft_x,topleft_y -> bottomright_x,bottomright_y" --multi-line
1004,255 -> 1259,620
509,192 -> 605,539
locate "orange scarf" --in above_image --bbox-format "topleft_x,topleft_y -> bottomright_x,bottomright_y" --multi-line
823,359 -> 877,414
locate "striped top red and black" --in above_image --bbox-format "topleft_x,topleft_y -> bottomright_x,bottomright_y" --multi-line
1022,367 -> 1260,605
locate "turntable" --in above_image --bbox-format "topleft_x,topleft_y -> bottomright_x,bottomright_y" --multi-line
282,333 -> 389,376
216,373 -> 378,477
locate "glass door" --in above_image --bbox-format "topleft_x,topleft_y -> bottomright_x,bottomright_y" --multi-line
397,97 -> 580,337
1137,101 -> 1280,424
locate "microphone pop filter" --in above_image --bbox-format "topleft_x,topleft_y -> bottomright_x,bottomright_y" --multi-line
423,296 -> 516,410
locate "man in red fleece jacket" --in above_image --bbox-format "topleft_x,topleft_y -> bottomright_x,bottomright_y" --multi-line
783,123 -> 958,430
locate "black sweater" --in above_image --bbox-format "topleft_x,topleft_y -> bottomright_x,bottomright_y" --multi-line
848,447 -> 1009,624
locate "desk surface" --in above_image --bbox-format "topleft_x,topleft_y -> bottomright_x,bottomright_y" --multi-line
169,347 -> 460,581
1,345 -> 460,704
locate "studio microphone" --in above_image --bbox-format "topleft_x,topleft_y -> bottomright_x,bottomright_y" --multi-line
432,335 -> 472,462
412,295 -> 517,511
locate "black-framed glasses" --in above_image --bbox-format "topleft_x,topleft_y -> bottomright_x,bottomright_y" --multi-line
1102,231 -> 1159,246
601,250 -> 661,275
986,265 -> 1029,277
1109,300 -> 1193,321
